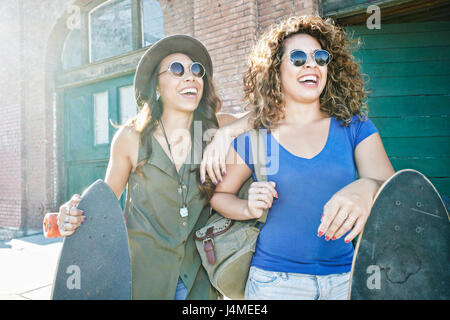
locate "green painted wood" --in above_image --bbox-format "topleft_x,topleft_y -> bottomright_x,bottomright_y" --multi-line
353,47 -> 450,64
371,116 -> 450,138
368,96 -> 450,117
347,21 -> 450,197
366,75 -> 450,96
383,137 -> 450,158
354,30 -> 450,50
390,158 -> 450,178
322,0 -> 381,15
347,21 -> 450,36
360,61 -> 450,77
64,73 -> 135,208
429,178 -> 450,196
67,161 -> 109,197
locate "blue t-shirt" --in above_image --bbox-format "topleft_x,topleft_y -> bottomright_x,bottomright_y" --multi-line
232,115 -> 378,275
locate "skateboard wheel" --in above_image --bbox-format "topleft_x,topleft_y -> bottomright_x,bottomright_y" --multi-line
43,212 -> 62,238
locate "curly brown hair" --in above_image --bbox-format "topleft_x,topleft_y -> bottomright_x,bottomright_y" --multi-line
243,15 -> 368,129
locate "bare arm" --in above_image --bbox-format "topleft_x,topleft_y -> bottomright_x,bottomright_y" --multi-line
104,126 -> 138,199
216,111 -> 253,135
210,146 -> 277,220
318,133 -> 395,242
200,111 -> 254,184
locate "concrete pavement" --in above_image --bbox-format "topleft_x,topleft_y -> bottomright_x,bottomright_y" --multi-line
0,233 -> 63,300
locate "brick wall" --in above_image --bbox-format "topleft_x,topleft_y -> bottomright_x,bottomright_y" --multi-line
0,0 -> 23,231
0,0 -> 318,235
258,0 -> 319,33
194,0 -> 258,113
0,0 -> 75,234
162,0 -> 195,36
193,0 -> 318,113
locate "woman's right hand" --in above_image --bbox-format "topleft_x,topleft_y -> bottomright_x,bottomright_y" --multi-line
246,181 -> 278,219
58,194 -> 86,236
200,127 -> 234,185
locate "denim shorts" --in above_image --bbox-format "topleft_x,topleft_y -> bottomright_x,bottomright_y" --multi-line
174,277 -> 188,300
245,266 -> 350,300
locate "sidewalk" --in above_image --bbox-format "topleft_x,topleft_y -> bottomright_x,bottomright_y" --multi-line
0,233 -> 63,300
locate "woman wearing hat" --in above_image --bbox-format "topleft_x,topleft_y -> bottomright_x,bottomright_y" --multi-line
56,35 -> 220,300
206,16 -> 394,299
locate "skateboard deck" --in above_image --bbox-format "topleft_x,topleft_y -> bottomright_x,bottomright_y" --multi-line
51,180 -> 131,300
349,169 -> 449,300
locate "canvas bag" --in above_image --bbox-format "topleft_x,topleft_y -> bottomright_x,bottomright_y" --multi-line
194,129 -> 269,300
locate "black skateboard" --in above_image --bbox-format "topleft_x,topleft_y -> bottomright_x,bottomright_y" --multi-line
349,169 -> 449,299
51,180 -> 131,300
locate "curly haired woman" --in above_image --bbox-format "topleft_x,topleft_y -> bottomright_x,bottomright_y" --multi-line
206,16 -> 394,300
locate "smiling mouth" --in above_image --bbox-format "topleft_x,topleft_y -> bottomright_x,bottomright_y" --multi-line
179,87 -> 198,97
298,75 -> 318,84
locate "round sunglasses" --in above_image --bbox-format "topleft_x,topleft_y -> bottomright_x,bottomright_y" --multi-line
289,49 -> 332,67
158,61 -> 206,79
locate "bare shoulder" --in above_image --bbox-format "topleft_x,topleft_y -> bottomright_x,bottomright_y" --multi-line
355,132 -> 395,181
112,125 -> 139,147
111,125 -> 140,170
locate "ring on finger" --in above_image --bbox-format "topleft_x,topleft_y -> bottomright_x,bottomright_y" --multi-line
346,214 -> 357,225
338,210 -> 348,220
64,215 -> 70,223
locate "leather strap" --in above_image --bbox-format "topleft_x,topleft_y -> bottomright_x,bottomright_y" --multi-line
203,226 -> 216,265
248,129 -> 269,226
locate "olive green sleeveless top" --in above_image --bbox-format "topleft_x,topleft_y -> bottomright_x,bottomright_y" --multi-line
123,133 -> 217,300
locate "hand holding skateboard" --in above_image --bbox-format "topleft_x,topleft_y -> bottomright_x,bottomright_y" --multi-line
317,178 -> 379,243
50,180 -> 131,299
43,194 -> 86,238
58,194 -> 86,236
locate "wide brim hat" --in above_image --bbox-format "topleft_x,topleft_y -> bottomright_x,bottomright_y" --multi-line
134,34 -> 213,106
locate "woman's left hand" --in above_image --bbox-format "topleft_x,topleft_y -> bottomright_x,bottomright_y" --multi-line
317,178 -> 381,243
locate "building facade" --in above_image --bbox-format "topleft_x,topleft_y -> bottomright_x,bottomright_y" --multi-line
0,0 -> 449,238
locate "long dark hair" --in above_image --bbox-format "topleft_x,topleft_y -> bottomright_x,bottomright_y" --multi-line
128,57 -> 221,201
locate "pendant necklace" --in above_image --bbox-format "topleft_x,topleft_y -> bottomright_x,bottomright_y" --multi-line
160,120 -> 191,218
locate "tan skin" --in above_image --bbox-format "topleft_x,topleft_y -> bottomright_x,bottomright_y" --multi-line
57,53 -> 204,236
210,34 -> 394,243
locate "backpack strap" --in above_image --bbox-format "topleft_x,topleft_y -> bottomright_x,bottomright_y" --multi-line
248,129 -> 269,226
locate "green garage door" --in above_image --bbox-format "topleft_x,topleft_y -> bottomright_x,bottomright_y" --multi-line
64,74 -> 136,207
347,21 -> 450,198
